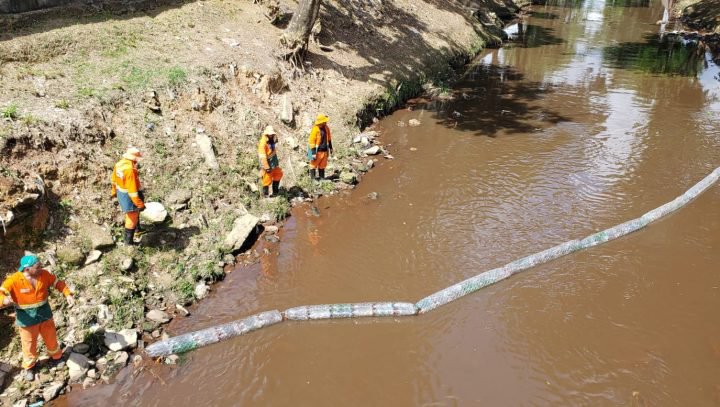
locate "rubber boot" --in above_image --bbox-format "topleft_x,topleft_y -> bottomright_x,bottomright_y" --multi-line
309,169 -> 316,180
123,228 -> 136,245
271,181 -> 280,197
262,186 -> 270,197
318,169 -> 325,180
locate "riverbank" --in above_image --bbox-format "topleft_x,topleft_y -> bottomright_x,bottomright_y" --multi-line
675,0 -> 720,34
0,0 -> 527,404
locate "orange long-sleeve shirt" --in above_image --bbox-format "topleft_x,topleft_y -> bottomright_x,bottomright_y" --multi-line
0,270 -> 71,327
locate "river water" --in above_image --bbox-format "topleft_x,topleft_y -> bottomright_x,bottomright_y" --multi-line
70,0 -> 720,405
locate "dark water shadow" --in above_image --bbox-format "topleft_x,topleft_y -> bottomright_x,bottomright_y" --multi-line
603,33 -> 708,76
428,63 -> 571,137
507,24 -> 565,48
530,11 -> 561,20
0,0 -> 195,41
531,0 -> 586,8
605,0 -> 651,7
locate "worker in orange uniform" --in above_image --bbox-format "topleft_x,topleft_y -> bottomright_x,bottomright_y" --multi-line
258,125 -> 284,197
111,147 -> 145,245
1,254 -> 75,381
307,114 -> 333,180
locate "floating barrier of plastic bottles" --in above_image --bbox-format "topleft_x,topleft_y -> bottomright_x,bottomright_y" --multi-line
415,167 -> 720,313
146,167 -> 719,358
284,302 -> 418,320
145,310 -> 283,358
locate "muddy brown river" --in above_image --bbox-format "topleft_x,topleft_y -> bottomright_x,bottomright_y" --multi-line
68,0 -> 720,405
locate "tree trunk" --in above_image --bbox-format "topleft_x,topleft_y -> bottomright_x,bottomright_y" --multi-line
280,0 -> 321,66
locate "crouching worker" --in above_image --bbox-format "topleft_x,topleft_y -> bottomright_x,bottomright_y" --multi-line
1,255 -> 75,381
258,126 -> 284,197
111,147 -> 145,245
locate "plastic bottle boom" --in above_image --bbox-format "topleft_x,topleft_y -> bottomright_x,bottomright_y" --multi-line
146,167 -> 720,358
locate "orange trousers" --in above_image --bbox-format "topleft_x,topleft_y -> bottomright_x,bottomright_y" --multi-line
259,167 -> 283,187
19,319 -> 61,369
124,211 -> 140,229
309,151 -> 329,170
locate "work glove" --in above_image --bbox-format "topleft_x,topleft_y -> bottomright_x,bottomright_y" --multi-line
1,297 -> 12,306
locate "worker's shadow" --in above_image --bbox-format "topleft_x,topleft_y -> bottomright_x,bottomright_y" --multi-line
138,225 -> 200,251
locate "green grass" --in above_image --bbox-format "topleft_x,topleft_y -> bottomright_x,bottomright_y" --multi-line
1,104 -> 18,119
167,66 -> 187,87
20,114 -> 38,126
55,99 -> 70,109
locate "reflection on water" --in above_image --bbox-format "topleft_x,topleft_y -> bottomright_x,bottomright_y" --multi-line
604,35 -> 708,76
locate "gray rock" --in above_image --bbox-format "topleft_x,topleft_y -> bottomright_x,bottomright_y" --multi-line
196,133 -> 219,170
133,355 -> 143,367
113,351 -> 129,367
72,343 -> 90,354
175,303 -> 190,316
43,381 -> 64,401
104,329 -> 138,351
166,189 -> 192,205
82,224 -> 115,250
340,171 -> 357,184
284,135 -> 299,150
67,352 -> 89,381
363,146 -> 381,155
87,369 -> 97,379
82,377 -> 95,389
222,214 -> 259,252
264,225 -> 279,233
280,94 -> 293,124
140,202 -> 167,224
367,159 -> 374,169
408,119 -> 421,126
165,354 -> 180,365
120,257 -> 134,271
84,250 -> 102,266
367,192 -> 380,200
146,310 -> 170,324
54,309 -> 66,328
97,304 -> 112,324
12,399 -> 28,407
95,357 -> 108,372
57,246 -> 84,266
194,282 -> 209,300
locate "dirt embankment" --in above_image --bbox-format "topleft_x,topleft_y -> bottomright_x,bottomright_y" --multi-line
674,0 -> 720,34
0,0 -> 526,403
